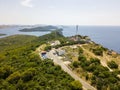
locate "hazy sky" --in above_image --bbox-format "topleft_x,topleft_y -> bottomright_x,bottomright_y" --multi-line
0,0 -> 120,25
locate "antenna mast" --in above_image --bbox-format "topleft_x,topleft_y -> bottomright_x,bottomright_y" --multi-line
76,25 -> 79,41
76,25 -> 78,36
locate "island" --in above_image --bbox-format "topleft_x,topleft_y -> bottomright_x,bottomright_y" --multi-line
19,25 -> 58,32
0,34 -> 6,36
0,25 -> 11,29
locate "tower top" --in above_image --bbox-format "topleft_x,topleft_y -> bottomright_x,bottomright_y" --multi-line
76,25 -> 79,36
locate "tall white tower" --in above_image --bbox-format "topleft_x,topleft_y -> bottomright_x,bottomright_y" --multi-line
76,25 -> 78,36
76,25 -> 79,41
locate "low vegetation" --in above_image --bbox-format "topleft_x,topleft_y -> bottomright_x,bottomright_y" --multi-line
70,44 -> 120,90
71,80 -> 82,90
91,46 -> 107,56
107,61 -> 118,69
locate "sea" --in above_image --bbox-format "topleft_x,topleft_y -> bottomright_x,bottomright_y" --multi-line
0,25 -> 120,53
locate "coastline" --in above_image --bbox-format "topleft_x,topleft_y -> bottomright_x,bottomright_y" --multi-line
0,26 -> 120,53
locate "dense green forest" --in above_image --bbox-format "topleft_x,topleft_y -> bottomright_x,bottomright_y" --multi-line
0,31 -> 79,90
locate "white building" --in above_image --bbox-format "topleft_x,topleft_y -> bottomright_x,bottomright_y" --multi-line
50,40 -> 61,46
56,49 -> 65,56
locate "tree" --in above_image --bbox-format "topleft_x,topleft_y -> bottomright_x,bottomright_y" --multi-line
78,55 -> 86,62
7,71 -> 21,84
78,47 -> 83,54
0,66 -> 13,79
44,46 -> 51,51
0,55 -> 6,61
92,47 -> 103,56
71,80 -> 83,90
72,61 -> 79,68
108,76 -> 117,84
107,61 -> 118,69
85,73 -> 89,80
90,58 -> 100,65
21,68 -> 37,82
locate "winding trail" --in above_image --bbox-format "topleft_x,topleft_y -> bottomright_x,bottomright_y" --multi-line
80,46 -> 113,72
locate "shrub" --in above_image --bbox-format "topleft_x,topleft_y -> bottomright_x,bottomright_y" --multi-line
0,66 -> 13,79
108,76 -> 117,83
78,55 -> 87,62
86,63 -> 96,72
92,47 -> 103,56
107,61 -> 118,69
78,47 -> 83,54
44,46 -> 51,51
21,68 -> 37,82
72,61 -> 79,68
90,58 -> 100,65
7,71 -> 21,84
71,80 -> 82,90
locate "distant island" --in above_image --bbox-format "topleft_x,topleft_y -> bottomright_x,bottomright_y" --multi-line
19,25 -> 58,32
0,25 -> 11,29
0,34 -> 6,36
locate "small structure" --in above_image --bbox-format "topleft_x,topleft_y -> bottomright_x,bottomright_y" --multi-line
51,49 -> 57,55
69,36 -> 81,42
41,51 -> 47,59
56,49 -> 65,56
64,61 -> 71,65
70,45 -> 77,49
107,50 -> 118,56
49,40 -> 61,46
69,36 -> 76,41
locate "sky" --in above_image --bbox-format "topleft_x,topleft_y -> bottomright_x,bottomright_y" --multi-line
0,0 -> 120,25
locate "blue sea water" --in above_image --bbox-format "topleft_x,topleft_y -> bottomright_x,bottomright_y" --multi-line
0,26 -> 120,53
0,26 -> 50,38
62,26 -> 120,53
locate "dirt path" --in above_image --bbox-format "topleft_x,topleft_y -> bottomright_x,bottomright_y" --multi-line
81,46 -> 113,71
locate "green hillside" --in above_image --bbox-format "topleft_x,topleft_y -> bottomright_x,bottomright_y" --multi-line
0,32 -> 77,90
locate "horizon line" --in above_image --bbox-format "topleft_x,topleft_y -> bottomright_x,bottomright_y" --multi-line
0,24 -> 120,26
